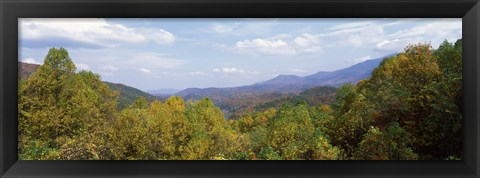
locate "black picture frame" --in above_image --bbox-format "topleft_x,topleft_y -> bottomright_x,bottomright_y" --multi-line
1,0 -> 479,177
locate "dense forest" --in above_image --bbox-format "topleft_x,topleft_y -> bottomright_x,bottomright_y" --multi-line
18,39 -> 462,160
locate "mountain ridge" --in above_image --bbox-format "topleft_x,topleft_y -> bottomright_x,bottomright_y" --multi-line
175,55 -> 392,98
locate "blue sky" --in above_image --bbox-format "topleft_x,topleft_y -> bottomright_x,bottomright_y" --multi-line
19,18 -> 461,91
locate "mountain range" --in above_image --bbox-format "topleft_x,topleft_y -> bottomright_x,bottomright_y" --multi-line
171,55 -> 388,100
260,56 -> 387,87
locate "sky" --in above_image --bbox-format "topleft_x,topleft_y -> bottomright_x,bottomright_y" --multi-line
19,18 -> 462,91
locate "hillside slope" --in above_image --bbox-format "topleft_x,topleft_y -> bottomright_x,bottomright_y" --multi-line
19,62 -> 157,109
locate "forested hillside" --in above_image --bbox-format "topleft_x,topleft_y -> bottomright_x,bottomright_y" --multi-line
18,39 -> 462,160
105,82 -> 158,109
18,62 -> 158,109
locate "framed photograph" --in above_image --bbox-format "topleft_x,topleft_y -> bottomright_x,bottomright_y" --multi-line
1,0 -> 479,177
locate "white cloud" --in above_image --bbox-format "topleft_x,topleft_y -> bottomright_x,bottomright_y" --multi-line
21,58 -> 40,64
387,20 -> 461,39
314,19 -> 461,54
75,63 -> 90,71
374,39 -> 403,51
145,29 -> 175,44
222,67 -> 245,74
153,71 -> 207,77
234,39 -> 297,56
294,34 -> 323,54
236,39 -> 286,48
375,19 -> 462,52
140,68 -> 151,73
153,71 -> 180,77
213,67 -> 260,75
20,18 -> 175,49
319,27 -> 366,38
351,55 -> 372,63
231,33 -> 323,56
188,71 -> 205,76
267,33 -> 291,40
329,20 -> 377,31
325,24 -> 385,48
294,33 -> 320,47
101,65 -> 119,71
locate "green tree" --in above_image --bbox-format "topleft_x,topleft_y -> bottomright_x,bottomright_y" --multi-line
184,98 -> 238,159
353,123 -> 418,160
267,104 -> 315,159
131,96 -> 149,109
327,84 -> 373,157
308,129 -> 344,160
351,41 -> 462,159
18,48 -> 103,159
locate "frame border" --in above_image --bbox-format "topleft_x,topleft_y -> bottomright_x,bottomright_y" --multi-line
1,0 -> 479,177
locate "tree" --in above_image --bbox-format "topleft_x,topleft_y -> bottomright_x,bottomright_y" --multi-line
19,48 -> 94,159
351,41 -> 462,159
239,114 -> 254,133
327,84 -> 373,157
267,104 -> 315,159
353,123 -> 418,160
413,39 -> 463,159
308,129 -> 344,160
131,96 -> 149,109
19,48 -> 119,160
184,98 -> 239,159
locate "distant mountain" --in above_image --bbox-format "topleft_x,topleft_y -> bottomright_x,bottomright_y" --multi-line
176,55 -> 390,100
104,82 -> 158,109
302,57 -> 387,86
147,88 -> 180,96
258,56 -> 388,87
261,75 -> 304,85
18,62 -> 40,80
18,61 -> 157,109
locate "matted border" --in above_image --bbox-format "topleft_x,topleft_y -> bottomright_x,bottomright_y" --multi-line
1,0 -> 479,177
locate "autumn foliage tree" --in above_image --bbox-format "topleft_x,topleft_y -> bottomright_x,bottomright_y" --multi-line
19,48 -> 118,160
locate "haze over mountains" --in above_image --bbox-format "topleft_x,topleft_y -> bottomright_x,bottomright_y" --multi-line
169,55 -> 389,100
147,88 -> 180,96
